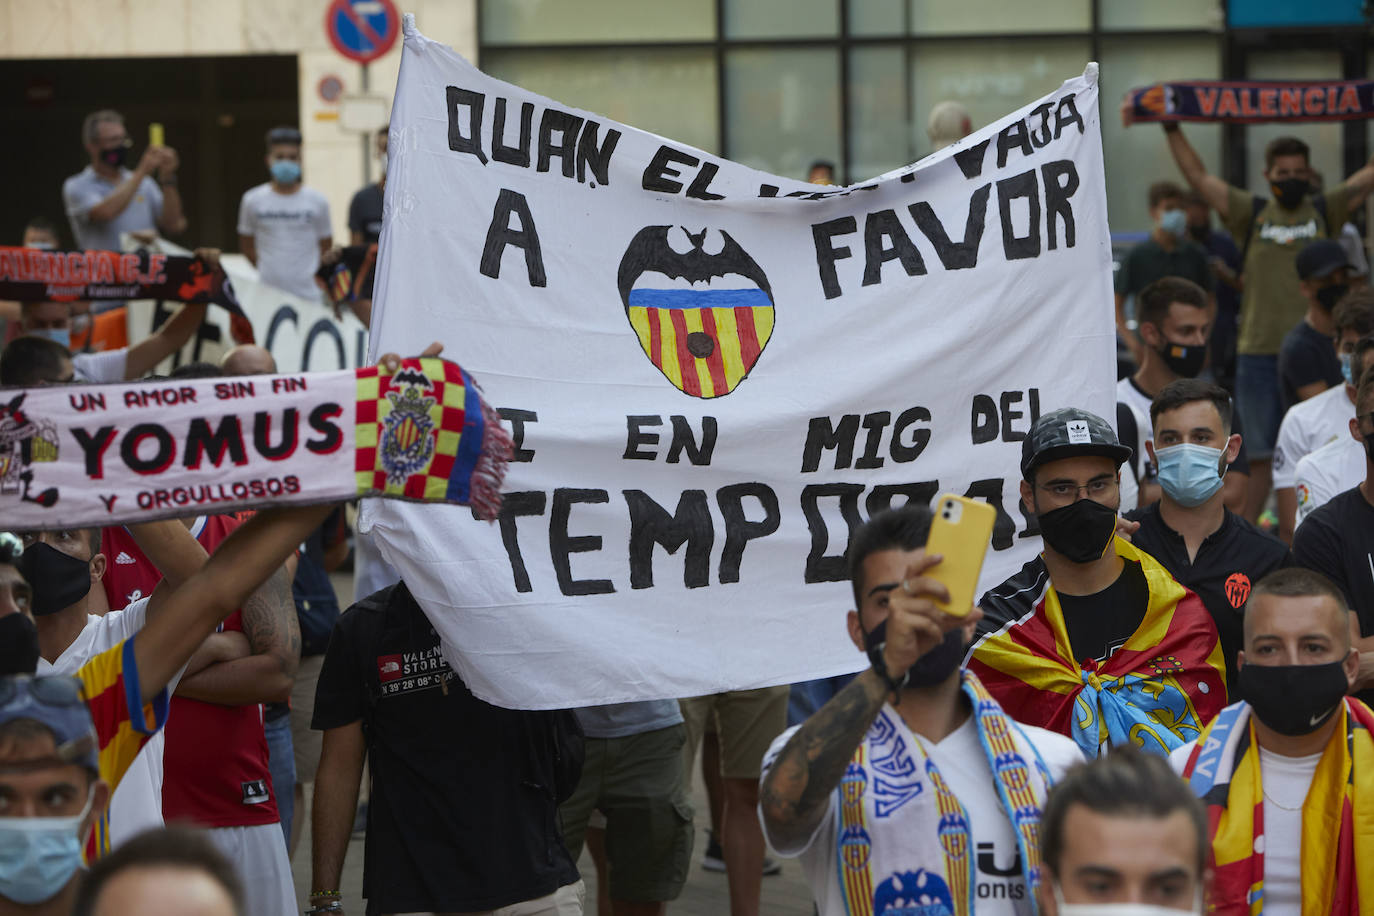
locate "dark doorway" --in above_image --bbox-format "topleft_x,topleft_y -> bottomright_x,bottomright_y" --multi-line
1,55 -> 298,250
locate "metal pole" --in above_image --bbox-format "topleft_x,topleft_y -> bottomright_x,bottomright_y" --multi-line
361,63 -> 371,186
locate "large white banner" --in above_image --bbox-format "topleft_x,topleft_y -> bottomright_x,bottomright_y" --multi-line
362,19 -> 1115,709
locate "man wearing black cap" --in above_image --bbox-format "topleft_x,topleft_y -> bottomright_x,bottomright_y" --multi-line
967,407 -> 1227,757
1278,239 -> 1354,411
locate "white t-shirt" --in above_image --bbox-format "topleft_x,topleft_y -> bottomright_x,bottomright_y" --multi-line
761,707 -> 1083,916
1273,384 -> 1354,490
236,183 -> 332,301
1116,378 -> 1154,482
1294,437 -> 1366,527
1169,740 -> 1316,916
73,348 -> 128,383
37,598 -> 182,849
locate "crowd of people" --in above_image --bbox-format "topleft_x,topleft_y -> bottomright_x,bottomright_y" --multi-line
0,94 -> 1373,916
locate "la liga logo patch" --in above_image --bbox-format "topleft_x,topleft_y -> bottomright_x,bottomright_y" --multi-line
619,225 -> 774,398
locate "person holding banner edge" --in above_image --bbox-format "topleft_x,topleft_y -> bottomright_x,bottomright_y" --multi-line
759,506 -> 1082,916
1125,101 -> 1374,523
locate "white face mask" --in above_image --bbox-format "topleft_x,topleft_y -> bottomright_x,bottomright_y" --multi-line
1054,883 -> 1202,916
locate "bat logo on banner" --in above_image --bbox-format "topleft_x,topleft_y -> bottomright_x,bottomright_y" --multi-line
0,393 -> 59,508
617,225 -> 774,398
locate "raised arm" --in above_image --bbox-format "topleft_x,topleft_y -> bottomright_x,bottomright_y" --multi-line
1162,125 -> 1231,218
759,554 -> 955,851
1341,153 -> 1374,210
122,302 -> 208,379
131,503 -> 331,701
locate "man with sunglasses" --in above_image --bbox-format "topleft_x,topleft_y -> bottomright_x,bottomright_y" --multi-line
62,109 -> 186,253
0,503 -> 333,915
967,408 -> 1227,757
1293,368 -> 1374,706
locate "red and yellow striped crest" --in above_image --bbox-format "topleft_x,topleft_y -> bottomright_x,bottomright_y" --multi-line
627,303 -> 774,398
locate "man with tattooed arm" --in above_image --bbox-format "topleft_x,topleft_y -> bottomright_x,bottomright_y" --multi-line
758,506 -> 1082,916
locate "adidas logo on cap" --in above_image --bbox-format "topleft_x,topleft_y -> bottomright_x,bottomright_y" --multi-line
114,551 -> 136,565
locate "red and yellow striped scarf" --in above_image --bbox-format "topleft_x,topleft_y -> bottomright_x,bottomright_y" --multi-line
1182,698 -> 1374,915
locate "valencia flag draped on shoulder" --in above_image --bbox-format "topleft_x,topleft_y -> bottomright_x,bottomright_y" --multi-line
968,537 -> 1226,757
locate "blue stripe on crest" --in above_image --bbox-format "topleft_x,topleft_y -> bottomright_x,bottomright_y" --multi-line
628,288 -> 773,309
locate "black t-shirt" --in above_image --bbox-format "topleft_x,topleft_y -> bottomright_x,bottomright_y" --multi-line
1292,486 -> 1374,705
313,583 -> 579,914
348,183 -> 384,244
1057,560 -> 1149,665
1278,319 -> 1342,411
1126,504 -> 1292,698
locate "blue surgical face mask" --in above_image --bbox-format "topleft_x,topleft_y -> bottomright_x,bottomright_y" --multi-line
1159,208 -> 1187,237
269,159 -> 302,185
1155,442 -> 1226,507
0,787 -> 94,904
27,327 -> 70,350
1341,351 -> 1354,385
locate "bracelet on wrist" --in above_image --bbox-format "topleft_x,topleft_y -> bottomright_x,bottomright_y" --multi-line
1161,122 -> 1180,134
306,904 -> 343,915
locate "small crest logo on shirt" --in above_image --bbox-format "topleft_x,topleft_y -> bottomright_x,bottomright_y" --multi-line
379,367 -> 438,485
377,654 -> 404,683
1296,482 -> 1311,507
1225,572 -> 1251,609
1065,420 -> 1091,444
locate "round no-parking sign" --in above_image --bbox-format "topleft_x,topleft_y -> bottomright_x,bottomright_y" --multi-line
325,0 -> 400,65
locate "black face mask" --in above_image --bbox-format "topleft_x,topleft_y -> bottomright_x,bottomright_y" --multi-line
99,145 -> 129,169
1270,177 -> 1310,210
0,613 -> 40,676
1157,339 -> 1207,378
1036,497 -> 1117,564
18,543 -> 92,616
864,621 -> 964,690
1238,661 -> 1349,736
1316,283 -> 1348,312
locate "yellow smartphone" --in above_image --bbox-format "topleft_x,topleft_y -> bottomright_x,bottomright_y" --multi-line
149,123 -> 164,147
925,494 -> 996,617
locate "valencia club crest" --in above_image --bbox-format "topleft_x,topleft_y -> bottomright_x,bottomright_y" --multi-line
618,225 -> 774,398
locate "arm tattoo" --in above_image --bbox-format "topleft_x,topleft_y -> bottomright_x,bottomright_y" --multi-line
241,564 -> 300,678
759,670 -> 889,849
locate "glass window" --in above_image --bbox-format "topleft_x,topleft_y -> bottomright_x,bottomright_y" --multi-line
481,49 -> 720,155
1244,50 -> 1345,202
849,46 -> 911,181
723,0 -> 837,38
909,38 -> 1092,156
480,0 -> 715,44
1098,36 -> 1222,233
849,0 -> 905,37
725,47 -> 841,180
908,0 -> 1090,35
1100,0 -> 1222,31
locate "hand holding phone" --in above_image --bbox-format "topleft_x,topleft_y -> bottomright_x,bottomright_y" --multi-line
923,494 -> 995,618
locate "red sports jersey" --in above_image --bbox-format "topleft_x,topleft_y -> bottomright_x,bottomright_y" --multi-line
101,516 -> 279,828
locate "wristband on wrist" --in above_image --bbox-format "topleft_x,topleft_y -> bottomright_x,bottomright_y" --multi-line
1162,122 -> 1180,134
309,890 -> 341,899
306,904 -> 343,915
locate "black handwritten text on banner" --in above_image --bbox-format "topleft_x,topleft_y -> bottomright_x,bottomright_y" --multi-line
360,19 -> 1114,709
